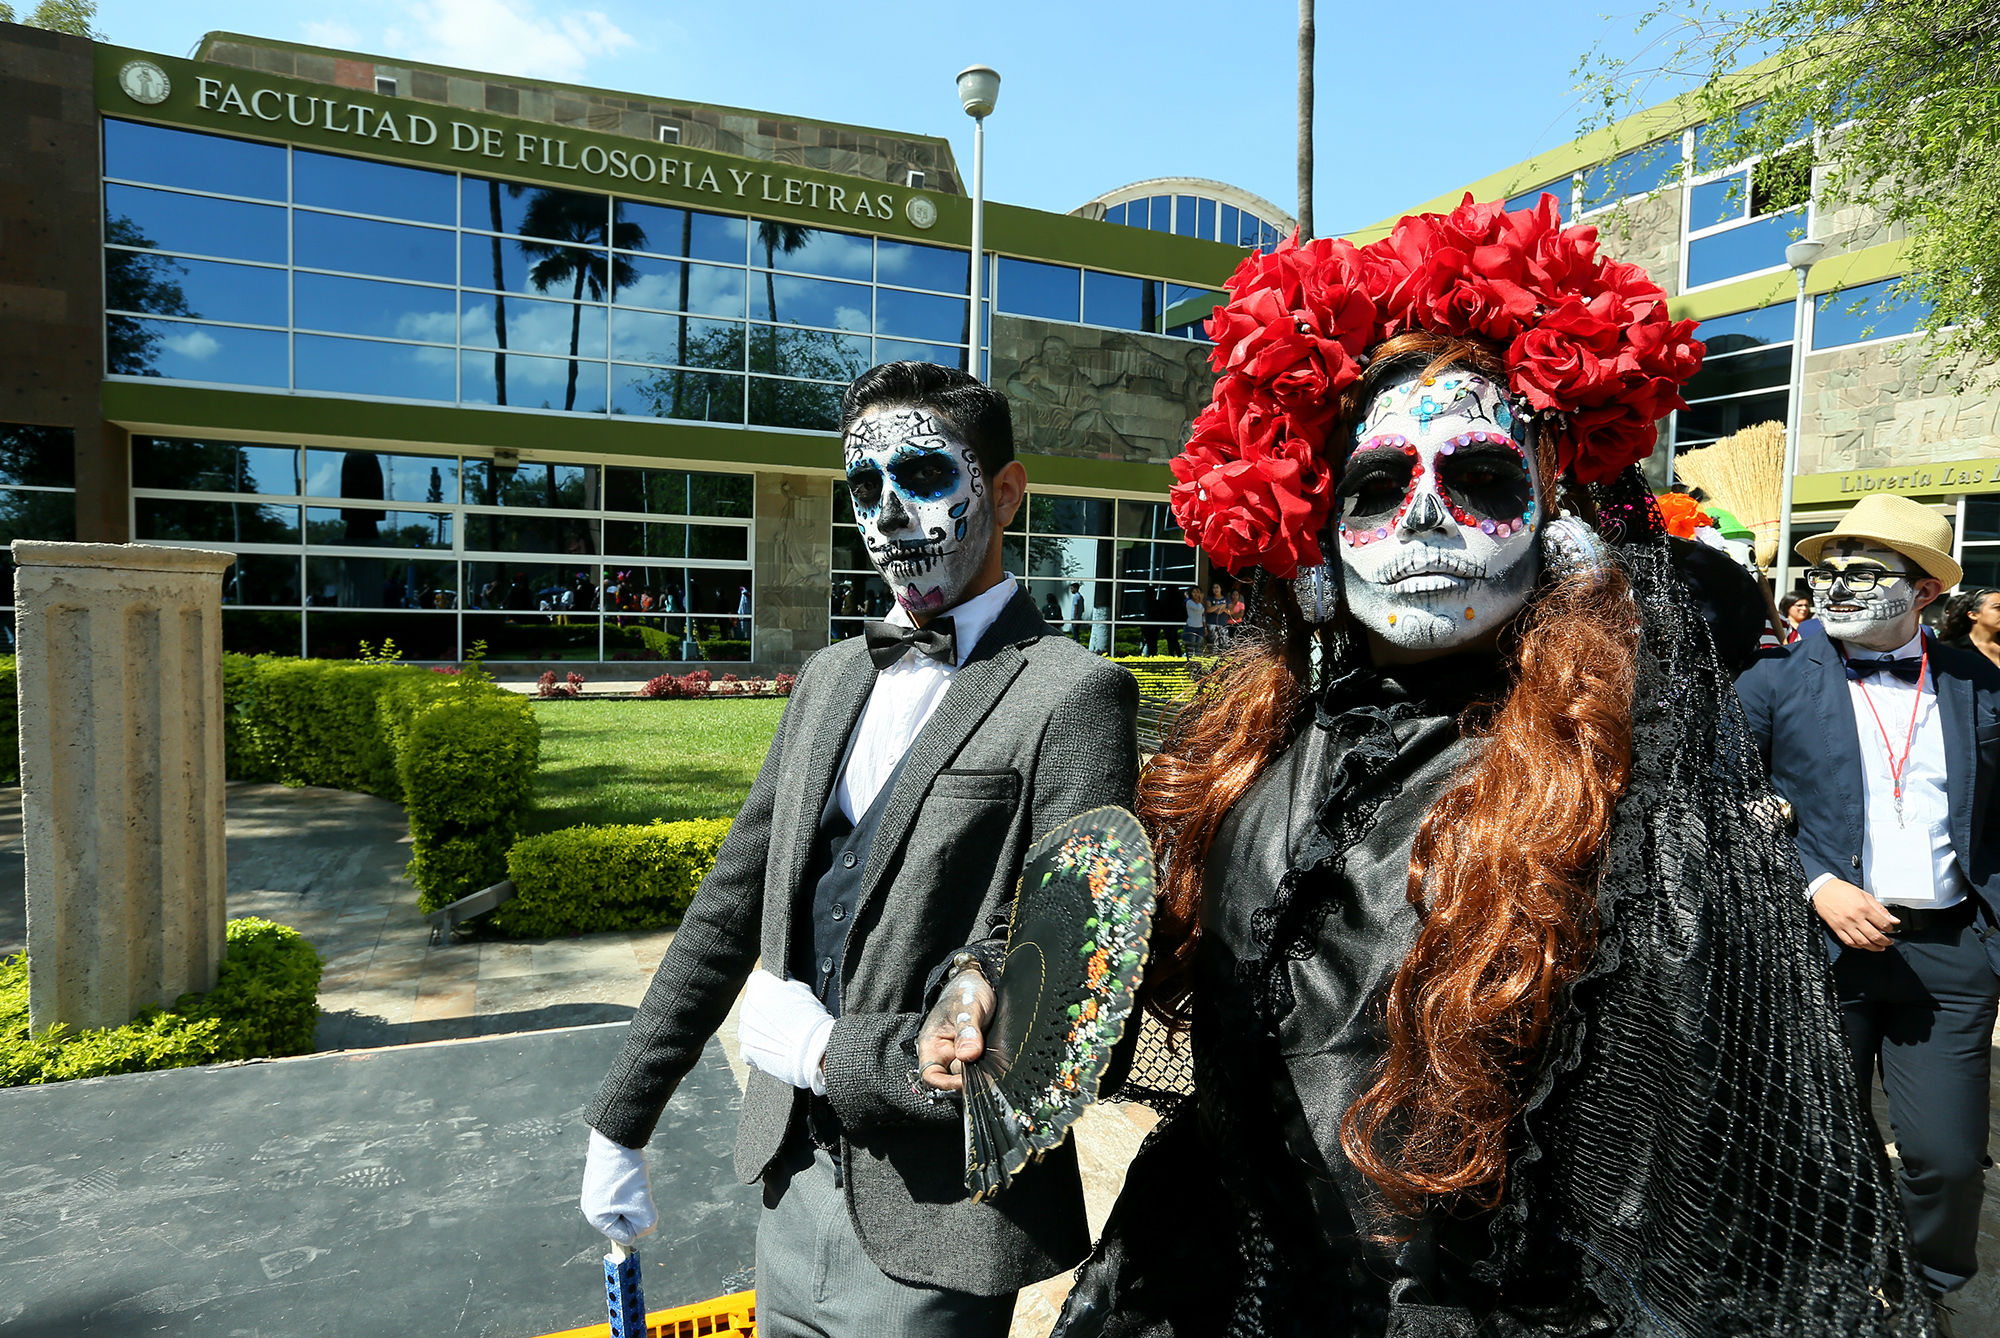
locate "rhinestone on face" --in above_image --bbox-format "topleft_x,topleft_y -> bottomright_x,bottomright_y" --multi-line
1481,519 -> 1497,535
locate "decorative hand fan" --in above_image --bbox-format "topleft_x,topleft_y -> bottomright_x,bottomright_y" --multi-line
962,806 -> 1156,1202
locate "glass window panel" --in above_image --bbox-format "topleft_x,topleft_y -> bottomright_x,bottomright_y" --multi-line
1102,203 -> 1126,227
102,120 -> 286,200
688,523 -> 748,562
1683,344 -> 1791,401
104,184 -> 287,264
293,149 -> 455,224
613,310 -> 745,367
463,510 -> 603,554
135,498 -> 300,543
1174,196 -> 1199,237
222,553 -> 299,607
222,609 -> 301,656
1964,498 -> 2000,541
1696,104 -> 1764,174
830,571 -> 892,619
748,325 -> 871,382
831,521 -> 869,573
1163,284 -> 1222,335
460,351 -> 608,413
1582,139 -> 1679,210
610,365 -> 744,423
748,376 -> 843,432
463,459 -> 597,509
679,566 -> 753,617
997,258 -> 1080,322
135,438 -> 295,494
305,449 -> 459,505
1813,277 -> 1931,349
462,179 -> 609,240
1685,207 -> 1805,287
873,339 -> 966,370
876,239 -> 968,294
1261,221 -> 1281,249
1676,390 -> 1790,446
115,319 -> 288,387
305,505 -> 452,549
1030,495 -> 1115,536
462,232 -> 605,298
0,425 -> 76,488
833,480 -> 855,526
1083,271 -> 1161,333
0,486 -> 78,551
603,519 -> 686,558
1960,549 -> 2000,590
1197,196 -> 1216,240
104,253 -> 286,326
296,210 -> 455,284
1115,543 -> 1197,584
1221,204 -> 1241,246
1116,499 -> 1181,540
1504,181 -> 1571,222
613,201 -> 747,263
603,467 -> 751,518
1695,302 -> 1795,354
757,225 -> 872,280
1147,196 -> 1172,233
296,334 -> 456,402
750,273 -> 871,330
294,272 -> 454,342
462,560 -> 598,610
308,609 -> 459,659
614,255 -> 747,317
460,292 -> 607,358
875,288 -> 968,343
1691,174 -> 1749,229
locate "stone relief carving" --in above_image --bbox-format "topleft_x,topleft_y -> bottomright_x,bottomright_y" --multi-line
991,315 -> 1216,464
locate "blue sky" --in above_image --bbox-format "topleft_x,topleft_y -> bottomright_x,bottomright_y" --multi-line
97,0 -> 1695,234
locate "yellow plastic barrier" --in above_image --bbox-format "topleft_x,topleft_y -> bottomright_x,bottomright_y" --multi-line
533,1288 -> 755,1338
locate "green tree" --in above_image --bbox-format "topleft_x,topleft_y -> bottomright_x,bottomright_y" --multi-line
1575,0 -> 2000,372
0,0 -> 100,36
514,190 -> 644,412
103,215 -> 191,375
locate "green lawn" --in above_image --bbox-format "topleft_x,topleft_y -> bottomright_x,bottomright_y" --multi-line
524,698 -> 786,833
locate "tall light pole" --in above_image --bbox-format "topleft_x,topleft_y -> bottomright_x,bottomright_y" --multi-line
956,65 -> 999,382
1772,236 -> 1826,600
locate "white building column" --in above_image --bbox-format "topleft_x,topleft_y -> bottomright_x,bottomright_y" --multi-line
13,541 -> 235,1032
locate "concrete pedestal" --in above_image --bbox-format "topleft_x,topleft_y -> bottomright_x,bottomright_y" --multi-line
13,541 -> 235,1032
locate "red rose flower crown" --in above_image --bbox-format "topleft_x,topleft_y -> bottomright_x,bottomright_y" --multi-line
1171,194 -> 1705,578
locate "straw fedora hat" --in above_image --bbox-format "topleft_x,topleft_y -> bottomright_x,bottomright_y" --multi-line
1795,493 -> 1963,587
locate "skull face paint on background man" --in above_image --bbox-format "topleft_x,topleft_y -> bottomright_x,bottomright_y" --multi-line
844,406 -> 993,618
1333,368 -> 1542,660
1811,539 -> 1940,652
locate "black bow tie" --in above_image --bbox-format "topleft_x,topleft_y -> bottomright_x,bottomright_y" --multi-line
863,617 -> 957,670
1844,656 -> 1925,684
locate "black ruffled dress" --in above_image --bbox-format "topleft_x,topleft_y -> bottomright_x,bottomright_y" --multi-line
1055,528 -> 1933,1338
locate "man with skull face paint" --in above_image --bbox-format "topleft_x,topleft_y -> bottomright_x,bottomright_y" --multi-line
1739,493 -> 2000,1311
1052,201 -> 1931,1338
581,361 -> 1138,1338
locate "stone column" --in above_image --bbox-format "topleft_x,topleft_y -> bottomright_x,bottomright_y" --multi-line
13,541 -> 235,1032
752,472 -> 833,674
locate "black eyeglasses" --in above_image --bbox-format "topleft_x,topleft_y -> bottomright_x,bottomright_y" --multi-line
1804,565 -> 1922,592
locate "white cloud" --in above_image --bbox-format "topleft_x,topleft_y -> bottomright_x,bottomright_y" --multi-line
162,328 -> 221,361
380,0 -> 637,83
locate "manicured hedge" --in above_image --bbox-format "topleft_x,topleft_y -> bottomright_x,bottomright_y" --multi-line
1108,655 -> 1213,700
1,917 -> 322,1087
225,656 -> 539,910
496,818 -> 732,937
0,654 -> 15,786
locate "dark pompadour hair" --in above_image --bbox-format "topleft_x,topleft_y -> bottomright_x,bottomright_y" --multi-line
839,361 -> 1016,473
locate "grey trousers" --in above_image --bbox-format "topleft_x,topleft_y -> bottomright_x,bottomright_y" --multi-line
756,1140 -> 1014,1338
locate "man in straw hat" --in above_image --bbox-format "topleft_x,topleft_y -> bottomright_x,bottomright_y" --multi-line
1740,492 -> 2000,1312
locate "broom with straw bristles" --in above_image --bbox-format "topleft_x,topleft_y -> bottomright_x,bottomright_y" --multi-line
1673,420 -> 1787,569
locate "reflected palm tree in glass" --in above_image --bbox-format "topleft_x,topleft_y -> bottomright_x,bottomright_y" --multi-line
515,190 -> 645,411
756,219 -> 812,367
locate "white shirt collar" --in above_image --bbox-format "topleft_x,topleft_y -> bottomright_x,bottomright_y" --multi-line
1851,629 -> 1928,660
882,572 -> 1018,668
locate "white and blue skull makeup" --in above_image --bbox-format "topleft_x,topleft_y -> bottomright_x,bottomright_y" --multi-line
1334,369 -> 1542,656
843,406 -> 993,616
1812,540 -> 1926,651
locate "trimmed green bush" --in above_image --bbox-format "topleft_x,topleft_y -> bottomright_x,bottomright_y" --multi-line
0,918 -> 323,1087
497,818 -> 731,937
1109,655 -> 1212,700
229,658 -> 427,797
0,654 -> 15,785
401,684 -> 542,912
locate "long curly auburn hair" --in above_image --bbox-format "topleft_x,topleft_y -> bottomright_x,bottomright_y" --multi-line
1138,332 -> 1639,1219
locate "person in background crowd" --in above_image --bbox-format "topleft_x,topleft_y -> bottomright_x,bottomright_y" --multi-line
1738,493 -> 2000,1327
1204,580 -> 1229,651
1144,586 -> 1182,656
579,362 -> 1138,1338
1225,586 -> 1246,641
1941,588 -> 2000,669
1063,581 -> 1087,638
1783,590 -> 1822,643
737,585 -> 752,639
1183,585 -> 1206,658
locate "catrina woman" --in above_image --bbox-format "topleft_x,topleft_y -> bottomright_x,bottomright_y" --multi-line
1053,198 -> 1934,1338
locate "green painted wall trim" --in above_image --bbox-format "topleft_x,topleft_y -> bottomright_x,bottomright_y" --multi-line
1793,456 -> 2000,505
100,380 -> 1177,495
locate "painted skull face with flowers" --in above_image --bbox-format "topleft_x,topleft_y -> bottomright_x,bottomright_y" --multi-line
1336,369 -> 1541,655
843,406 -> 992,616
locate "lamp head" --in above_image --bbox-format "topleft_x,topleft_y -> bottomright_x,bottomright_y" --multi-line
1785,238 -> 1827,271
957,65 -> 1000,118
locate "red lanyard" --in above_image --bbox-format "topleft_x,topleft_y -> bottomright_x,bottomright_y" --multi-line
1851,643 -> 1929,810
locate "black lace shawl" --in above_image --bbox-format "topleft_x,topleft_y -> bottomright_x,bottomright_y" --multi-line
1056,478 -> 1932,1338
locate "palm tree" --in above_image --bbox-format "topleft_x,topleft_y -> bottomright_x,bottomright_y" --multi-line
1298,0 -> 1315,240
488,182 -> 509,404
755,219 -> 814,371
516,190 -> 645,412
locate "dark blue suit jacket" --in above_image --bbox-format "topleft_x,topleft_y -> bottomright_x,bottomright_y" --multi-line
1737,630 -> 2000,968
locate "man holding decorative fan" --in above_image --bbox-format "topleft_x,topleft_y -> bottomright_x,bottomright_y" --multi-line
579,361 -> 1139,1338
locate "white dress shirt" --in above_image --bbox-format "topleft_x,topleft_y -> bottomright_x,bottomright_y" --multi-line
835,573 -> 1019,822
1813,630 -> 1968,909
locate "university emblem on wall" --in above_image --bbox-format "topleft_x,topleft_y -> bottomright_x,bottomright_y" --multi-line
905,196 -> 937,230
117,60 -> 172,105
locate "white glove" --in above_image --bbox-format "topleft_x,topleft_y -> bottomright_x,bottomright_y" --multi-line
579,1128 -> 657,1245
738,969 -> 835,1094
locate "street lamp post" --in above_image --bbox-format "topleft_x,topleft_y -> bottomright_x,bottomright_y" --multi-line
956,65 -> 1000,383
1772,236 -> 1827,601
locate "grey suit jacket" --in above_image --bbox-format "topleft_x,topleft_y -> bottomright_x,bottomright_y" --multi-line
586,589 -> 1140,1295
